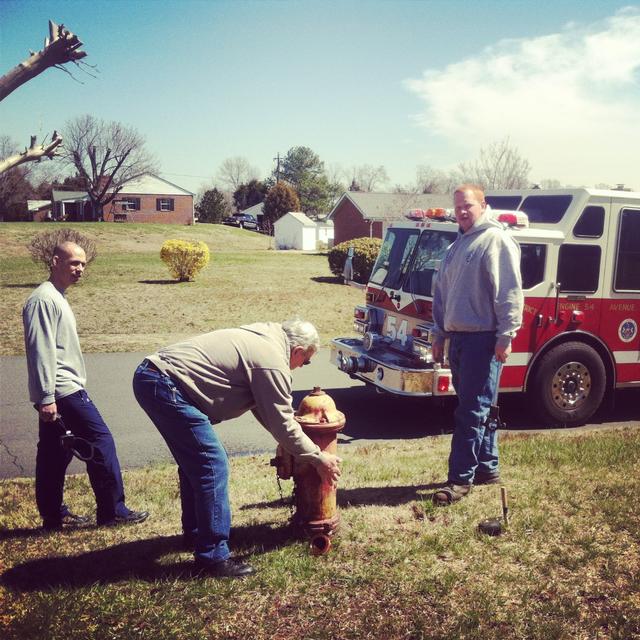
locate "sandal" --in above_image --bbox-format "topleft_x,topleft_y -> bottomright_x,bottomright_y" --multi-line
432,483 -> 472,506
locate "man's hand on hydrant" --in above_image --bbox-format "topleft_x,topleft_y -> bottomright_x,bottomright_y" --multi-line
315,452 -> 342,488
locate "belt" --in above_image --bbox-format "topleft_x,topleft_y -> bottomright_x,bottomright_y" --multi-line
142,359 -> 163,374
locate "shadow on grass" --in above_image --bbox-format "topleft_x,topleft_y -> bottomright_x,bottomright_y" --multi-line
241,482 -> 444,511
2,522 -> 293,592
3,283 -> 40,289
0,526 -> 44,540
137,279 -> 181,285
310,276 -> 344,285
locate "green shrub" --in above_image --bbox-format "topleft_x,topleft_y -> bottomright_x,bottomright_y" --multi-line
328,237 -> 382,284
160,239 -> 210,282
28,228 -> 98,271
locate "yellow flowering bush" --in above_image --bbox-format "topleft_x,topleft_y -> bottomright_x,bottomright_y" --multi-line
160,240 -> 210,282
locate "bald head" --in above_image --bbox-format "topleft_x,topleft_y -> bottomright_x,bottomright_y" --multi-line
50,241 -> 87,291
52,241 -> 82,261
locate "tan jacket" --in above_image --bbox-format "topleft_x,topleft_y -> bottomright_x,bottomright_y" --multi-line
146,322 -> 320,461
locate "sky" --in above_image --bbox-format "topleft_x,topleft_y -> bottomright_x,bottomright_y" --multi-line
1,0 -> 639,196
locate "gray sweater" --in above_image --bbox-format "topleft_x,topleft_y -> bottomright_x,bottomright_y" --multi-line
22,281 -> 86,405
431,211 -> 524,349
146,322 -> 321,462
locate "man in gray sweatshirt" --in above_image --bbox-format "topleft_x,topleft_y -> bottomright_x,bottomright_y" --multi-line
132,319 -> 342,578
431,185 -> 523,505
23,241 -> 149,529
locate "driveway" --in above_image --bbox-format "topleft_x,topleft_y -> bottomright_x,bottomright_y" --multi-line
2,349 -> 639,479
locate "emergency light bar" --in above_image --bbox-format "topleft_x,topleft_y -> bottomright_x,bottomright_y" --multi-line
405,207 -> 528,227
405,208 -> 454,221
493,210 -> 529,228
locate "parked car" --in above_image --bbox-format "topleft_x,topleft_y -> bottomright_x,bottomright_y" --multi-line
222,213 -> 259,230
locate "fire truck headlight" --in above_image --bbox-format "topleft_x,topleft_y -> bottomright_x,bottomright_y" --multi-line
412,340 -> 433,363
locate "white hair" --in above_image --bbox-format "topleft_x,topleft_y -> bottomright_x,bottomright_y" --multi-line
281,318 -> 320,352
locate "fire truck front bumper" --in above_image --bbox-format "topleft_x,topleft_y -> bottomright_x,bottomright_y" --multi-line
330,337 -> 455,397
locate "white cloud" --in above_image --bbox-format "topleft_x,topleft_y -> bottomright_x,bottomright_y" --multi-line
405,7 -> 640,187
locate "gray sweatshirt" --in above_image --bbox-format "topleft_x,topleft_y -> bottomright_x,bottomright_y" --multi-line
22,281 -> 87,405
431,211 -> 524,349
146,322 -> 321,462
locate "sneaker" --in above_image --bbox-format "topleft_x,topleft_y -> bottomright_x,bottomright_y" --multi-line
98,510 -> 149,527
432,483 -> 472,506
62,511 -> 92,526
43,511 -> 91,531
195,558 -> 256,579
474,473 -> 501,485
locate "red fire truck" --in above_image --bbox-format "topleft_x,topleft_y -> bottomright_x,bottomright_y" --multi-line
331,188 -> 640,426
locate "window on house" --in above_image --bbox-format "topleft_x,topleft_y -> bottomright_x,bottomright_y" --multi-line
121,198 -> 140,211
614,208 -> 640,291
157,198 -> 175,212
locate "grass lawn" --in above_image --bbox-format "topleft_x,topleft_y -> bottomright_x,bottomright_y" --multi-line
0,223 -> 362,355
1,428 -> 639,639
1,222 -> 639,639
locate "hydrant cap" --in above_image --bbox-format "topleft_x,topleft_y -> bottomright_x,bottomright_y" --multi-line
295,386 -> 345,426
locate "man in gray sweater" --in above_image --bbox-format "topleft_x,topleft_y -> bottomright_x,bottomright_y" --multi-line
23,241 -> 148,529
431,184 -> 523,505
133,319 -> 342,578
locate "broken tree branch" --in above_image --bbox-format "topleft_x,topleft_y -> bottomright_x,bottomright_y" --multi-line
0,132 -> 63,174
0,21 -> 87,102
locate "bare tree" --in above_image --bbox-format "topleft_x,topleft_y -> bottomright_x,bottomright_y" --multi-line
392,183 -> 418,194
538,178 -> 563,189
325,162 -> 348,192
352,164 -> 389,192
0,136 -> 35,219
0,21 -> 88,176
215,156 -> 258,191
63,115 -> 156,219
415,165 -> 451,194
457,138 -> 531,190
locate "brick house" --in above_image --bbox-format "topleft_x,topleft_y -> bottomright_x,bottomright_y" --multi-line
327,192 -> 452,246
102,174 -> 194,224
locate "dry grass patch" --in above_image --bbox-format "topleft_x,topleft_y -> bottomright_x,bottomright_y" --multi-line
1,428 -> 639,639
0,223 -> 361,354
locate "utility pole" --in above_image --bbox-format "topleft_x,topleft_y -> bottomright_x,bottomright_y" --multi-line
273,153 -> 281,183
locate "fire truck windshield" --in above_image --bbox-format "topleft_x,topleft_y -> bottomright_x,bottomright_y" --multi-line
404,230 -> 457,296
370,228 -> 420,288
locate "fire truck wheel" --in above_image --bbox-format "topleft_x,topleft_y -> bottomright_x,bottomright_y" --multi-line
531,342 -> 606,427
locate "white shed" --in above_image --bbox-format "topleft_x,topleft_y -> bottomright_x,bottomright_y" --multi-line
316,219 -> 334,249
274,211 -> 318,250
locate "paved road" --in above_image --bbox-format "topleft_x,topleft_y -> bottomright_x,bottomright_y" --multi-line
2,349 -> 639,479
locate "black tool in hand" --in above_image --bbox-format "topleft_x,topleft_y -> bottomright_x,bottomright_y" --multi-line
56,417 -> 96,462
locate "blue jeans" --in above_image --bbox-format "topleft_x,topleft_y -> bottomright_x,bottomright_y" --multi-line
36,389 -> 128,525
132,360 -> 231,564
447,332 -> 501,485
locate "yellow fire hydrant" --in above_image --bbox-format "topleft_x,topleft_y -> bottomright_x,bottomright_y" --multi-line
271,386 -> 345,554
